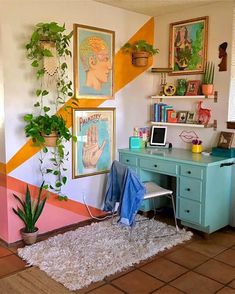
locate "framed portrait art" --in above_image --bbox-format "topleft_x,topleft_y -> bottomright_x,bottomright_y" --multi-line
73,24 -> 115,99
169,16 -> 208,75
72,108 -> 115,178
185,80 -> 200,96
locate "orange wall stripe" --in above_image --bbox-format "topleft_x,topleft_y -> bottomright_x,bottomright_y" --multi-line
0,161 -> 6,174
6,17 -> 154,174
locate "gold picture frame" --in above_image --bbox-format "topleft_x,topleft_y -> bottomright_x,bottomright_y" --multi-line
169,16 -> 208,75
72,108 -> 116,178
73,24 -> 115,99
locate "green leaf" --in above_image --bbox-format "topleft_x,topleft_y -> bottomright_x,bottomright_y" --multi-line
42,90 -> 49,96
43,106 -> 50,112
36,89 -> 41,96
55,182 -> 62,188
46,169 -> 53,173
42,147 -> 48,153
34,102 -> 40,107
23,114 -> 33,121
31,60 -> 39,67
43,49 -> 53,57
62,177 -> 67,185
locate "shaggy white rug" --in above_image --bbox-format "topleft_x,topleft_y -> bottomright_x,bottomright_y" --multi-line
18,216 -> 192,291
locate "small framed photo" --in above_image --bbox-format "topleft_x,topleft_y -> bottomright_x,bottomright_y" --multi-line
186,111 -> 196,123
217,132 -> 234,149
177,111 -> 188,123
185,80 -> 200,96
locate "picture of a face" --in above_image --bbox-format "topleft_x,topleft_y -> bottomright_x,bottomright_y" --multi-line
91,48 -> 111,85
80,37 -> 111,91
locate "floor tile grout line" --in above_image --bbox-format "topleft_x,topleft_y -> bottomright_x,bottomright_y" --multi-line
137,264 -> 190,285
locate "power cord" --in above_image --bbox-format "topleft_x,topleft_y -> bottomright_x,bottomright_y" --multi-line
82,193 -> 117,221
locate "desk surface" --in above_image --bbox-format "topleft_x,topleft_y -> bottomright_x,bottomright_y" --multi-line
119,148 -> 234,167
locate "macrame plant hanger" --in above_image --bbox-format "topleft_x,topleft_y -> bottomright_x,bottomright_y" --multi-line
41,41 -> 58,87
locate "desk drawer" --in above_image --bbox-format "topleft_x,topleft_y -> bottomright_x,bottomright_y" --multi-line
180,165 -> 204,180
179,177 -> 202,202
140,158 -> 178,175
120,154 -> 137,167
178,198 -> 202,225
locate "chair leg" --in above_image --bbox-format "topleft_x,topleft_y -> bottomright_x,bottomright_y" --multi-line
170,194 -> 179,232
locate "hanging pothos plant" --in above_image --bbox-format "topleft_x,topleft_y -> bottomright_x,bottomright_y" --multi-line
24,22 -> 77,200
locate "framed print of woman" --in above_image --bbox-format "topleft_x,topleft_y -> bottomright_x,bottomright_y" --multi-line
73,24 -> 115,99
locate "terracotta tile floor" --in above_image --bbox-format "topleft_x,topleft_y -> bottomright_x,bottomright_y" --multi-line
1,212 -> 235,293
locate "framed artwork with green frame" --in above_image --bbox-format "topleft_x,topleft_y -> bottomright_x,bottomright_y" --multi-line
169,16 -> 208,75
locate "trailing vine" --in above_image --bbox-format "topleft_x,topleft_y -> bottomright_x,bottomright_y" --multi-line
24,22 -> 77,200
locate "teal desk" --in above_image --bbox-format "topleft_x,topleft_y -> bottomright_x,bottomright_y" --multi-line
119,148 -> 235,233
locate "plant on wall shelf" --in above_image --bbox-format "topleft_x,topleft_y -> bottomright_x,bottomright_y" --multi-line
202,61 -> 215,96
24,22 -> 77,200
122,39 -> 159,67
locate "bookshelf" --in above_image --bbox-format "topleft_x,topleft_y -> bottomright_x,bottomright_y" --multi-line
149,92 -> 218,130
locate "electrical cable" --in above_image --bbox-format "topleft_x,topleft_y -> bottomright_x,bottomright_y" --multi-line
82,193 -> 117,221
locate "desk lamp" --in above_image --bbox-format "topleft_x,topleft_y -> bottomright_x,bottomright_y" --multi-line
151,67 -> 173,96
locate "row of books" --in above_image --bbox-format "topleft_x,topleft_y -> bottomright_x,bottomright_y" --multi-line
152,103 -> 177,123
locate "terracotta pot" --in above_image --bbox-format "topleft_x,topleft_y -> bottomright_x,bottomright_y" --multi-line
132,52 -> 149,67
20,227 -> 38,245
42,131 -> 58,147
202,84 -> 214,96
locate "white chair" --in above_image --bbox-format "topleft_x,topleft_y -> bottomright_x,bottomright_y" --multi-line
143,182 -> 179,229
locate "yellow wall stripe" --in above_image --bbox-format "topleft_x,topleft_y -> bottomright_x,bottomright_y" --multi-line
6,17 -> 154,174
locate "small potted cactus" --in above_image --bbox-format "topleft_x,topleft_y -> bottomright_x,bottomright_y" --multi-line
202,61 -> 215,96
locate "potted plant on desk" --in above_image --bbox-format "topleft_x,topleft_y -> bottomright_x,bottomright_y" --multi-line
12,182 -> 48,245
122,39 -> 159,67
192,139 -> 203,153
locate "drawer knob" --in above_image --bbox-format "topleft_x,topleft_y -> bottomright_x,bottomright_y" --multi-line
187,171 -> 191,174
126,159 -> 129,162
154,164 -> 157,168
185,209 -> 190,213
186,188 -> 191,191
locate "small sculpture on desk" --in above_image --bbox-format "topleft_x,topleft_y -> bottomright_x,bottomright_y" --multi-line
197,101 -> 211,126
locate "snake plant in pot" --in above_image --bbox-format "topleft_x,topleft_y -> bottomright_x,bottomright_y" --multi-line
202,61 -> 215,96
12,182 -> 47,245
24,22 -> 77,200
122,39 -> 159,67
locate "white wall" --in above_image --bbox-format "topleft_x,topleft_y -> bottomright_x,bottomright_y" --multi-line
0,0 -> 151,208
154,1 -> 234,150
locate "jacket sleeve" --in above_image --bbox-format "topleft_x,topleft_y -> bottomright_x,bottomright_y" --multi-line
119,169 -> 145,226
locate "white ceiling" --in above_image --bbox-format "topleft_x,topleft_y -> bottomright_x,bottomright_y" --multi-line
94,0 -> 225,17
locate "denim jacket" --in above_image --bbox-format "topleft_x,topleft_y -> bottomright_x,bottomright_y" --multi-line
103,160 -> 145,226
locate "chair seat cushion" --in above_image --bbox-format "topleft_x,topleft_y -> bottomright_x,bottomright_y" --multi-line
144,182 -> 173,199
